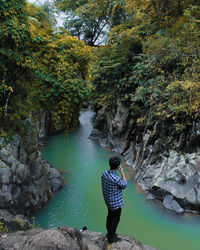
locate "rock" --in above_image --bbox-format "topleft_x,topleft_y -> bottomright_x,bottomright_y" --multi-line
0,226 -> 157,250
93,107 -> 107,133
186,120 -> 200,151
163,195 -> 184,213
45,161 -> 64,193
146,193 -> 155,200
124,147 -> 135,167
36,110 -> 50,145
7,135 -> 28,164
93,99 -> 200,213
99,138 -> 109,148
110,100 -> 130,136
0,209 -> 31,233
0,167 -> 12,184
82,102 -> 89,108
0,135 -> 63,215
92,102 -> 132,153
89,129 -> 105,139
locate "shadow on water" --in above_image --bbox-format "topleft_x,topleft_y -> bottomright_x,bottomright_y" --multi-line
35,109 -> 200,250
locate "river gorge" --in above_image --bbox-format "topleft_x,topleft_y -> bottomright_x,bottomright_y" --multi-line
34,109 -> 200,250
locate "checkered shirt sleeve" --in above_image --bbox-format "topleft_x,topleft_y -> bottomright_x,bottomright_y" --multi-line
101,170 -> 128,210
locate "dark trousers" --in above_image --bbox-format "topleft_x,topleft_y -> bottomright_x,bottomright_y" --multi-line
106,208 -> 121,242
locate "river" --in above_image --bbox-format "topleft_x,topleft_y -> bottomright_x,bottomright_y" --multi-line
35,109 -> 200,250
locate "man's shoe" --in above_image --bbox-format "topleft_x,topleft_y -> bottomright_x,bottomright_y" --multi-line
106,233 -> 114,243
113,235 -> 122,243
106,233 -> 122,243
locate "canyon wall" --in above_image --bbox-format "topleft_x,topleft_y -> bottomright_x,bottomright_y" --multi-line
91,101 -> 200,213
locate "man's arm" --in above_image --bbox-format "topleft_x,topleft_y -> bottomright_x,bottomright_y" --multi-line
116,165 -> 128,189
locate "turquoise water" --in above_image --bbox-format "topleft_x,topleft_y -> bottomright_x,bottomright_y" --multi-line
35,109 -> 200,250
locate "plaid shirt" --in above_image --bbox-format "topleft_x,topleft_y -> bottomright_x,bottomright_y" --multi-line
101,170 -> 128,210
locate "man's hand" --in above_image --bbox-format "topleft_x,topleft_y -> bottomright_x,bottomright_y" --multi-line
118,165 -> 124,173
118,165 -> 126,181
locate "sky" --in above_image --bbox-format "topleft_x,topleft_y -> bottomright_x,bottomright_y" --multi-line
27,0 -> 107,44
27,0 -> 66,27
28,0 -> 50,4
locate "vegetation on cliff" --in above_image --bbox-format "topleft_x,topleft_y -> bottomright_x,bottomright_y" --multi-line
89,0 -> 200,135
0,0 -> 92,139
1,0 -> 200,139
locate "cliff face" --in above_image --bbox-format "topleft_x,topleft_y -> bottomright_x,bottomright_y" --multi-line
91,101 -> 200,214
36,109 -> 65,146
0,112 -> 64,215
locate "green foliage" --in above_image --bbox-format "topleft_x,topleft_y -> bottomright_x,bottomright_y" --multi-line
0,1 -> 92,139
89,0 -> 200,135
55,0 -> 128,46
0,221 -> 8,233
90,30 -> 142,108
14,216 -> 25,228
2,0 -> 200,140
29,29 -> 92,135
30,217 -> 40,229
0,0 -> 32,135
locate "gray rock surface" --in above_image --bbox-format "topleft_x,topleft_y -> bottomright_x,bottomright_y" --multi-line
36,110 -> 50,145
36,109 -> 66,145
0,226 -> 157,250
0,209 -> 31,233
92,100 -> 200,213
136,150 -> 200,212
0,135 -> 63,215
163,195 -> 184,213
90,101 -> 132,153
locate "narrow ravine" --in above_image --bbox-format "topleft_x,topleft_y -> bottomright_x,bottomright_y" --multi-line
35,109 -> 200,250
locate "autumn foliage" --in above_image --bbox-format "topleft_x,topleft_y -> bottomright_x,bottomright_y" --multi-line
1,0 -> 200,139
89,0 -> 200,133
0,1 -> 92,139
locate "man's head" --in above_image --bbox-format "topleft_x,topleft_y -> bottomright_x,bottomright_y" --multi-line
109,156 -> 121,170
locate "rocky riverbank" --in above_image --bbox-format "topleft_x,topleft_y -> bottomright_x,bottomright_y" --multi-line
90,101 -> 200,214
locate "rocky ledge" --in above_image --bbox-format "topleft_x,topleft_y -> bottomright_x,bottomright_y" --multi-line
0,225 -> 157,250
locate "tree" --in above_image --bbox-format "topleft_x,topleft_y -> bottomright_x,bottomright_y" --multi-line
27,2 -> 92,136
0,1 -> 92,139
89,0 -> 200,134
55,0 -> 127,46
0,0 -> 32,136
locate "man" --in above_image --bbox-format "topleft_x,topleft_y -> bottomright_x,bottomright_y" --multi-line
101,156 -> 128,243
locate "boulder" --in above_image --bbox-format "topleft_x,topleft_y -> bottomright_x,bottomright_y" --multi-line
0,135 -> 63,215
163,195 -> 184,213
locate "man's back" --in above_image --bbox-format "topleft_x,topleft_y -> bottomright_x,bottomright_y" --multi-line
101,170 -> 128,210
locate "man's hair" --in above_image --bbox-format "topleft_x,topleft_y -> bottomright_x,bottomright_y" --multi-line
109,156 -> 121,170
